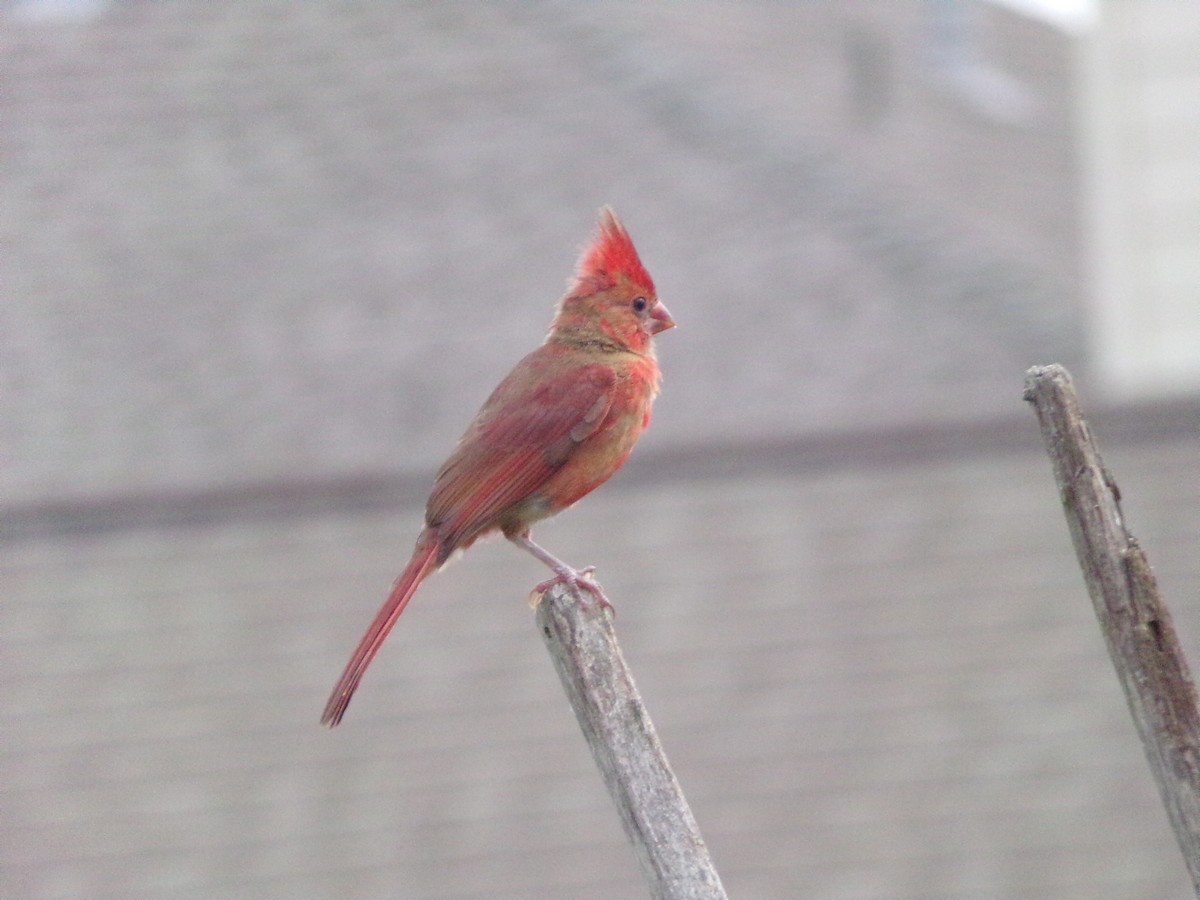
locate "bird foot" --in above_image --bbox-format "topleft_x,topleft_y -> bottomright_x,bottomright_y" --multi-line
528,565 -> 614,615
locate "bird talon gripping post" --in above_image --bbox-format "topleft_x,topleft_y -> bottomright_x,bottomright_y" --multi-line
322,208 -> 672,727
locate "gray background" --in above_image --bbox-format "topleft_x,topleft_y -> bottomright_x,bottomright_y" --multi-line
4,3 -> 1197,898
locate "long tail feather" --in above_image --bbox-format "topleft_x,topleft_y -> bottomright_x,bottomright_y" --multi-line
321,536 -> 440,727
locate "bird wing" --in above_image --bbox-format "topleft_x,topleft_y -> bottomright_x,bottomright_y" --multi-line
427,355 -> 616,550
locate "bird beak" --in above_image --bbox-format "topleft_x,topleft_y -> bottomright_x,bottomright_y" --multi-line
648,300 -> 675,334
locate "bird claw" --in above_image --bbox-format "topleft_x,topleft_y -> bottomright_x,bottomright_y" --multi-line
529,566 -> 614,616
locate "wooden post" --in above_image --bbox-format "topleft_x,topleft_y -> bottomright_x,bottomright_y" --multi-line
536,583 -> 728,900
1024,364 -> 1200,891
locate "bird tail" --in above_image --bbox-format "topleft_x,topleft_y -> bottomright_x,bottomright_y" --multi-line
321,535 -> 440,727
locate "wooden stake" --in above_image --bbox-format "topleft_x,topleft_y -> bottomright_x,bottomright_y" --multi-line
536,583 -> 728,900
1025,364 -> 1200,891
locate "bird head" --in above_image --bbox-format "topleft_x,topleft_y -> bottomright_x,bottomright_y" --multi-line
551,208 -> 675,353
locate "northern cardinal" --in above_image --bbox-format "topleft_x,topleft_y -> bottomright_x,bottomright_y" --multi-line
322,208 -> 674,726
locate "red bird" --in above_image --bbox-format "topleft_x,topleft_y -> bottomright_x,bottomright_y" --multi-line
322,208 -> 674,726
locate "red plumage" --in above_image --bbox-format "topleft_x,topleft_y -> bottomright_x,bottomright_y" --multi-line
322,209 -> 673,726
571,206 -> 656,299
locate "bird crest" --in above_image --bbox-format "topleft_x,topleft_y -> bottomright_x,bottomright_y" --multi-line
571,207 -> 656,298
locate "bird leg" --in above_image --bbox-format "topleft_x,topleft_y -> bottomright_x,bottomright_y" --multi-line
508,532 -> 613,615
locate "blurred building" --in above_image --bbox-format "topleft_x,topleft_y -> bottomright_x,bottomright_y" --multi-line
1075,1 -> 1200,397
3,2 -> 1198,897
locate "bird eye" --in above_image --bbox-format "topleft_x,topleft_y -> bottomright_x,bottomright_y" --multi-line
632,297 -> 648,313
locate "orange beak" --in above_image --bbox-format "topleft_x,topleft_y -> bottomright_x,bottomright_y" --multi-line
648,300 -> 676,334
